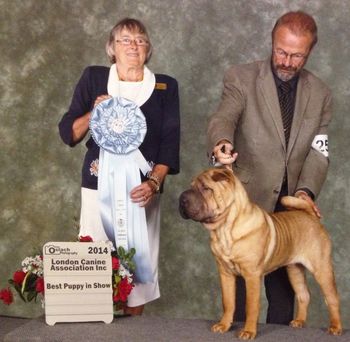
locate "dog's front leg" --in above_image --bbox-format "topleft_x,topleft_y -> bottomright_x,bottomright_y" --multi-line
237,274 -> 261,340
211,269 -> 236,333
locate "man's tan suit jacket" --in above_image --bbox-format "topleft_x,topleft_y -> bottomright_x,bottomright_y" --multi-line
208,58 -> 332,212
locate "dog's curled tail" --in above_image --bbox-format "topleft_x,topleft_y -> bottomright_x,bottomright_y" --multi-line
280,196 -> 317,217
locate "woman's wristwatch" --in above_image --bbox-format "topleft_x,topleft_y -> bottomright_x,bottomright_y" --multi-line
148,174 -> 161,193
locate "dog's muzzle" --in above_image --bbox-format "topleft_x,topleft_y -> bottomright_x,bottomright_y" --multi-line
179,189 -> 207,222
178,190 -> 192,219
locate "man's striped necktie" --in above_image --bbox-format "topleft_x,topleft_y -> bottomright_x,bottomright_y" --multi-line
278,81 -> 294,146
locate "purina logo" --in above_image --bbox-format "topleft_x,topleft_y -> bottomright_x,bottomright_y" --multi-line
45,245 -> 61,255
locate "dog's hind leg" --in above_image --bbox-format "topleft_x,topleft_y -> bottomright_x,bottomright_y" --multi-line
312,261 -> 342,336
286,264 -> 310,328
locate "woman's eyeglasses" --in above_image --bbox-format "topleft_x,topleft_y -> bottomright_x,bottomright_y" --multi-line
115,38 -> 149,46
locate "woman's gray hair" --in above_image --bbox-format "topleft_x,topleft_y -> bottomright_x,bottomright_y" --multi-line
105,18 -> 153,64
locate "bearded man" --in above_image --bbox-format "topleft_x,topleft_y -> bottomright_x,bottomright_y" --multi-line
207,11 -> 332,325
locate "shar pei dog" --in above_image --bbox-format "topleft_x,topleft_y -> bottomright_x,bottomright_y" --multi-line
179,167 -> 342,339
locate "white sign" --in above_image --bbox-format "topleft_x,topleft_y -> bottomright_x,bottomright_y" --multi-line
43,242 -> 113,325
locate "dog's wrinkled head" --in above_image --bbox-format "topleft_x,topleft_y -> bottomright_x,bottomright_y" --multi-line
179,167 -> 243,227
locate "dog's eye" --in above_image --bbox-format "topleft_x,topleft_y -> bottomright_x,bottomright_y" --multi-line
202,186 -> 212,192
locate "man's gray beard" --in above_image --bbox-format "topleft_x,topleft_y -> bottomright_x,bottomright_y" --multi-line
275,69 -> 295,82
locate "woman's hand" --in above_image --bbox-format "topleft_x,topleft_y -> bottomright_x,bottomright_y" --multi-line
130,164 -> 169,207
94,95 -> 112,107
71,95 -> 112,143
130,180 -> 156,207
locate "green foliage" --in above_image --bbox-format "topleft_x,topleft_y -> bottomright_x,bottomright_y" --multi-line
8,273 -> 39,303
113,247 -> 136,273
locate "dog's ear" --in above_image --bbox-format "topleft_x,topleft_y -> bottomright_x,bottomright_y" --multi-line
211,169 -> 232,183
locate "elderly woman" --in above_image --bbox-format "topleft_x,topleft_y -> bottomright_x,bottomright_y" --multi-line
59,18 -> 180,315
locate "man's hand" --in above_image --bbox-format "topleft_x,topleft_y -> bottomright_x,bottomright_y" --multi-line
213,142 -> 238,168
295,190 -> 321,218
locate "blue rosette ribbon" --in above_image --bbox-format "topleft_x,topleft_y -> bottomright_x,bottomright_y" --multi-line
90,97 -> 153,283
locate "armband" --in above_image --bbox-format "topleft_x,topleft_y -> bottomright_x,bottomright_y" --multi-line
311,134 -> 328,157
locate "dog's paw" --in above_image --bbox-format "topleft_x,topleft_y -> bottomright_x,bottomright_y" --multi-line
289,319 -> 305,328
328,325 -> 342,336
211,321 -> 231,333
237,329 -> 256,340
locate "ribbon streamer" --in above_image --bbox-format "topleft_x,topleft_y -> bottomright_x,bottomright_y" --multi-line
90,97 -> 153,283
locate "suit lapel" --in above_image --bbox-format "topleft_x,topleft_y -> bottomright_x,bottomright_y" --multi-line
258,59 -> 286,151
258,60 -> 311,157
286,71 -> 310,159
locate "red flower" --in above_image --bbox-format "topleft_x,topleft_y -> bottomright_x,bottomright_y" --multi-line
35,277 -> 45,293
79,235 -> 93,242
112,257 -> 120,270
0,288 -> 13,305
13,270 -> 26,285
114,278 -> 133,303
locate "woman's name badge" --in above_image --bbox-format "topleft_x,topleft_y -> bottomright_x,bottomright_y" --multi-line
155,82 -> 167,90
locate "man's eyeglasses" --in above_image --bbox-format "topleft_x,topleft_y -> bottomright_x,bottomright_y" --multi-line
115,37 -> 149,46
274,48 -> 307,62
